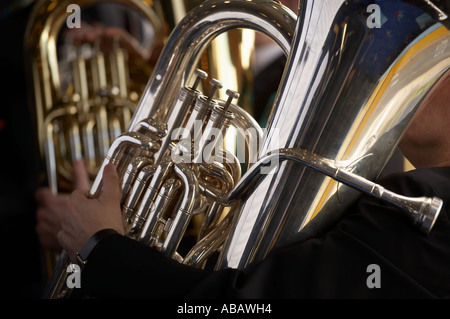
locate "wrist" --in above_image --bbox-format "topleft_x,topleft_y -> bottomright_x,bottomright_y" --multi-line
76,229 -> 120,267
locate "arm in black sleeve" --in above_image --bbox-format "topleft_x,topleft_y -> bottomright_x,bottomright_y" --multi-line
188,167 -> 450,299
72,167 -> 450,299
70,234 -> 215,298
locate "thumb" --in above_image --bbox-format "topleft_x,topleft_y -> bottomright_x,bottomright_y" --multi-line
100,163 -> 121,202
72,159 -> 90,191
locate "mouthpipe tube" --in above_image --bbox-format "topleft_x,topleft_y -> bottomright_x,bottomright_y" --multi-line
334,168 -> 442,234
216,148 -> 442,234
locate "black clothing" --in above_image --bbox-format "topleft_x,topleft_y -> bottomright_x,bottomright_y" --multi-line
71,166 -> 450,299
0,1 -> 44,298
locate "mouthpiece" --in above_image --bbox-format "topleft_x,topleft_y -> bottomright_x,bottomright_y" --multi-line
415,197 -> 443,234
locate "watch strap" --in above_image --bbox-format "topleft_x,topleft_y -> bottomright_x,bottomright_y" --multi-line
76,228 -> 119,267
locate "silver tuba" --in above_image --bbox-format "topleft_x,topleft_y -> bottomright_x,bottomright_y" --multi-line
216,0 -> 450,269
44,0 -> 450,298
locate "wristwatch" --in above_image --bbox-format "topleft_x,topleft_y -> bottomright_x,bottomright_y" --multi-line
76,229 -> 119,267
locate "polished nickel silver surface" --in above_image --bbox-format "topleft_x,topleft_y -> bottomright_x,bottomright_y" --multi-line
217,0 -> 450,270
212,148 -> 442,233
128,0 -> 297,130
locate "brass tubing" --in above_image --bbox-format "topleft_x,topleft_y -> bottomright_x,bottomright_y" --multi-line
122,164 -> 157,223
160,163 -> 199,258
133,118 -> 168,139
217,149 -> 241,184
81,118 -> 97,173
198,163 -> 234,198
90,41 -> 108,94
183,211 -> 234,267
154,69 -> 208,162
43,105 -> 78,194
95,104 -> 110,160
67,119 -> 82,163
109,37 -> 129,100
194,104 -> 235,164
107,115 -> 123,145
89,132 -> 154,198
226,102 -> 263,167
130,0 -> 295,128
127,157 -> 174,236
45,123 -> 58,194
138,178 -> 182,246
71,53 -> 90,117
121,157 -> 154,202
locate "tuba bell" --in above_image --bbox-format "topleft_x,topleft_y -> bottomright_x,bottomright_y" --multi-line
42,0 -> 449,298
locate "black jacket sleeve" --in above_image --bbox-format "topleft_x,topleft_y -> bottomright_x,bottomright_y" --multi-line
70,233 -> 211,298
72,167 -> 450,299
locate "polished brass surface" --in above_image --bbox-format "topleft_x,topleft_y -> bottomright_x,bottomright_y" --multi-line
25,0 -> 164,291
25,0 -> 163,194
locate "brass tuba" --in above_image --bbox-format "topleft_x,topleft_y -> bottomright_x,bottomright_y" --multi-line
43,0 -> 449,298
24,0 -> 164,194
24,0 -> 164,283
